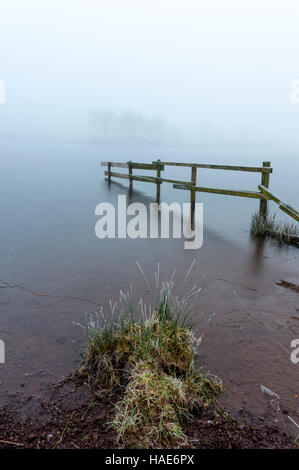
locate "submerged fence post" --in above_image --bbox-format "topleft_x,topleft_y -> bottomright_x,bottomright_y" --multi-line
107,162 -> 111,183
190,166 -> 197,226
156,159 -> 161,204
128,161 -> 133,191
259,161 -> 271,219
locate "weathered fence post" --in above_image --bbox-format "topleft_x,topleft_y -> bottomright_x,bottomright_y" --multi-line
156,159 -> 161,204
190,166 -> 197,226
128,161 -> 133,191
259,161 -> 271,219
107,162 -> 111,183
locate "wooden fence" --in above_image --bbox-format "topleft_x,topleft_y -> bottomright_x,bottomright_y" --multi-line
100,160 -> 299,222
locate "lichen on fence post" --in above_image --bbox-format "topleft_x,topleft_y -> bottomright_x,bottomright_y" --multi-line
259,161 -> 271,219
156,159 -> 161,204
190,166 -> 197,227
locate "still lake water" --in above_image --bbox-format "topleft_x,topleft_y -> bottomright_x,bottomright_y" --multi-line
0,141 -> 298,430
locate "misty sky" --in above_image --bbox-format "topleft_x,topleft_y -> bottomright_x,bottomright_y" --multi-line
0,0 -> 298,144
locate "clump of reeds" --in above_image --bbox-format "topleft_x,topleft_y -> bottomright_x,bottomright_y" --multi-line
250,212 -> 299,245
77,262 -> 223,448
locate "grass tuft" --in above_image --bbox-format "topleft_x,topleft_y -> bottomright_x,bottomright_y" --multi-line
250,212 -> 299,245
78,264 -> 223,447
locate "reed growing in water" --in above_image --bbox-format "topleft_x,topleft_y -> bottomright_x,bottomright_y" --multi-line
250,211 -> 299,245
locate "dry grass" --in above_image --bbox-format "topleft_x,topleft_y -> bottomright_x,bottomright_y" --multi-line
77,263 -> 223,448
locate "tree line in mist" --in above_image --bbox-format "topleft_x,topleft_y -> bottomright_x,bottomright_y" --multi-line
89,109 -> 182,146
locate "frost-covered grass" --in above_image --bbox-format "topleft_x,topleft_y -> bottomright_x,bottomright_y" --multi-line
250,212 -> 298,244
77,263 -> 223,447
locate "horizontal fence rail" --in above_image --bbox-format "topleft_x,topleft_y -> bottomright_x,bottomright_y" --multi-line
103,171 -> 192,187
157,162 -> 273,173
174,184 -> 266,199
104,171 -> 156,184
101,160 -> 298,223
101,162 -> 164,170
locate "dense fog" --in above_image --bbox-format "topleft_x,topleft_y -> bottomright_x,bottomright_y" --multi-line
0,0 -> 298,151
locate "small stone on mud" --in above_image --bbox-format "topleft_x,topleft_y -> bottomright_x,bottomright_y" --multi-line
97,409 -> 107,420
202,420 -> 214,427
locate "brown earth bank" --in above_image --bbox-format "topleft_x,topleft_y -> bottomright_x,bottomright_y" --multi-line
0,375 -> 296,450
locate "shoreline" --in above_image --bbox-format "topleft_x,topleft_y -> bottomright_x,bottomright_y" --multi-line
0,373 -> 296,449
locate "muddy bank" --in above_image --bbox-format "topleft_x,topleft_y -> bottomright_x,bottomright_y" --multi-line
0,376 -> 296,449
